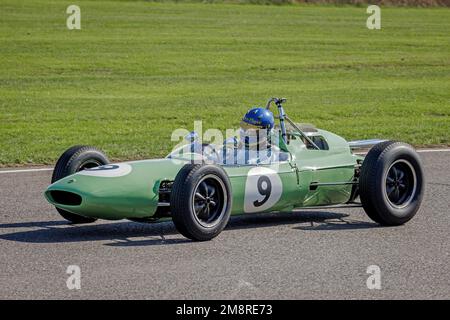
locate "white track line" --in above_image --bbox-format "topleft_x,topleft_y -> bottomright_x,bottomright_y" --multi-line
416,149 -> 450,153
355,148 -> 450,156
0,148 -> 449,174
0,168 -> 53,174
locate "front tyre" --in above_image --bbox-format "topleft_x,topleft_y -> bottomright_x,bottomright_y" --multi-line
359,141 -> 424,226
171,164 -> 232,241
51,145 -> 110,224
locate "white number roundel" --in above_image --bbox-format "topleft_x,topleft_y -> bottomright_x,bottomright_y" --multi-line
77,163 -> 132,177
244,167 -> 282,213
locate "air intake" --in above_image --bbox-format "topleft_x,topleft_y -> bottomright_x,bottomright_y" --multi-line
49,190 -> 82,206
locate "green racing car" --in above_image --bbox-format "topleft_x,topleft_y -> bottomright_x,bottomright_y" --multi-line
44,98 -> 425,241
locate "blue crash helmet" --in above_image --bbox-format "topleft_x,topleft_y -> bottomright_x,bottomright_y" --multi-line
239,107 -> 275,149
240,107 -> 274,130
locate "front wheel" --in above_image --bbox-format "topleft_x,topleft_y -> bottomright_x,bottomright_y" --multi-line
51,145 -> 109,224
170,164 -> 232,241
359,141 -> 424,225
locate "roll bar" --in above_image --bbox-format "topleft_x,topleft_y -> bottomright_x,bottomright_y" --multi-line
266,97 -> 320,150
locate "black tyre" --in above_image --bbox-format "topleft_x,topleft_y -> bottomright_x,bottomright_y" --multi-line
51,145 -> 109,224
359,141 -> 424,226
171,164 -> 232,241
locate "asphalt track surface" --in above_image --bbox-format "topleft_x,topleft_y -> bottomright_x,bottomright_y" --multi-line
0,151 -> 449,299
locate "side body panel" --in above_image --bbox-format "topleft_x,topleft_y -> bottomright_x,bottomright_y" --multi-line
222,162 -> 302,215
286,129 -> 359,207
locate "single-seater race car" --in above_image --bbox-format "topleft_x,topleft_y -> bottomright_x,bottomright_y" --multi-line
45,98 -> 425,241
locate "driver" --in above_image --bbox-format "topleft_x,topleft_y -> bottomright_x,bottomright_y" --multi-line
220,107 -> 288,165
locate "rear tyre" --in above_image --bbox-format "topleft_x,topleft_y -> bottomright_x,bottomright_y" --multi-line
171,164 -> 232,241
51,145 -> 109,224
359,141 -> 424,225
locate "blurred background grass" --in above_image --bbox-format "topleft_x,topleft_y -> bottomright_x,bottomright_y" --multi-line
134,0 -> 450,7
0,0 -> 449,166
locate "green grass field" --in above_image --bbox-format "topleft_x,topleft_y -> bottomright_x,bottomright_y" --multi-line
0,0 -> 449,166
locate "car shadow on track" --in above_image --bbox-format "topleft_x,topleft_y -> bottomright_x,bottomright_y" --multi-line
0,210 -> 380,246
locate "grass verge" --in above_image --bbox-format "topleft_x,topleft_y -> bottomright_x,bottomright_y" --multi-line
0,0 -> 449,166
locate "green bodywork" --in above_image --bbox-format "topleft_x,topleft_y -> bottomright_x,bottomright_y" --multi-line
45,129 -> 363,221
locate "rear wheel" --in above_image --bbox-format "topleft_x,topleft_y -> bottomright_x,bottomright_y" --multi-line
170,164 -> 232,241
51,145 -> 109,224
359,141 -> 424,225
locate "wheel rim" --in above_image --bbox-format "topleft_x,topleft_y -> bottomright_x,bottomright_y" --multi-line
78,160 -> 102,171
384,159 -> 417,209
191,174 -> 227,228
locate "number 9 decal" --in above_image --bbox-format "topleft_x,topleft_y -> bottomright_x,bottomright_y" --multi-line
244,167 -> 282,213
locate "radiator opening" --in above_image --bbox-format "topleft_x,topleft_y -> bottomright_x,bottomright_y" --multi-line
49,190 -> 82,206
